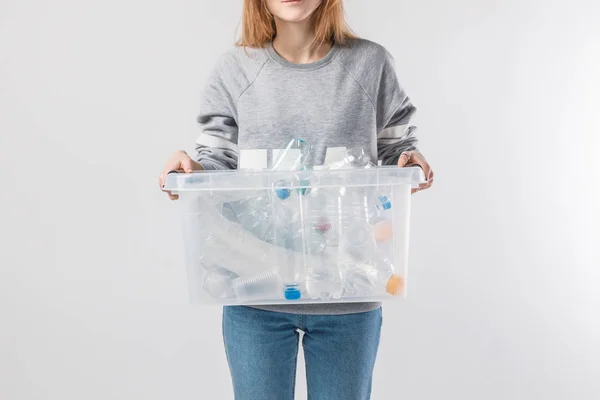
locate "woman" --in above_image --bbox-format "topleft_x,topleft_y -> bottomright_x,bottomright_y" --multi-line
159,0 -> 434,399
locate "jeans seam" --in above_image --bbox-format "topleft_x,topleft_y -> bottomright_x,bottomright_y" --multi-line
291,329 -> 299,399
302,315 -> 311,400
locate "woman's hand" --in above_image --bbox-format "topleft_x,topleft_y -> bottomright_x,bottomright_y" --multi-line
158,150 -> 203,200
397,151 -> 434,194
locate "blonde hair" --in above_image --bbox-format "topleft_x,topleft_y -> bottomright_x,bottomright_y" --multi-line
237,0 -> 357,48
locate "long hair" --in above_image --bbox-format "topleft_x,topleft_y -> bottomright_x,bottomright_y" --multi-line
237,0 -> 357,48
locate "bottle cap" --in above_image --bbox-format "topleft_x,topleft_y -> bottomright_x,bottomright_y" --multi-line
275,188 -> 291,200
378,196 -> 391,210
373,220 -> 393,242
284,287 -> 302,300
386,275 -> 404,296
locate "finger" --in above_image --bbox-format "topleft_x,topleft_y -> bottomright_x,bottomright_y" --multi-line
420,177 -> 434,190
421,175 -> 434,186
415,161 -> 430,177
159,172 -> 173,189
168,192 -> 179,200
397,151 -> 412,167
181,159 -> 194,173
428,169 -> 435,181
421,178 -> 434,187
409,152 -> 430,172
423,168 -> 431,181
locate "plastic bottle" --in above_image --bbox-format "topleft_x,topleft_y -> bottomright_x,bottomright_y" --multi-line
198,197 -> 304,277
338,216 -> 403,297
198,243 -> 257,300
202,266 -> 238,300
232,268 -> 283,302
338,185 -> 403,297
328,148 -> 375,170
272,138 -> 311,171
271,186 -> 305,300
305,233 -> 344,300
338,184 -> 370,240
341,257 -> 404,297
269,138 -> 312,301
303,178 -> 344,300
221,194 -> 274,244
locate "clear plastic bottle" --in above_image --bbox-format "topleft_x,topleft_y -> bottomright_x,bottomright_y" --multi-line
232,268 -> 283,302
271,185 -> 305,300
221,192 -> 274,243
337,184 -> 371,247
338,220 -> 403,297
198,198 -> 287,277
304,181 -> 343,300
270,138 -> 311,301
338,185 -> 403,297
272,137 -> 311,171
328,148 -> 375,170
202,266 -> 239,300
341,257 -> 404,297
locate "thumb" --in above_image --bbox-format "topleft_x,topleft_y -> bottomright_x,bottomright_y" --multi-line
397,151 -> 412,167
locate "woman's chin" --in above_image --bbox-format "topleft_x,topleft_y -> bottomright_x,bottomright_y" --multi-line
274,12 -> 313,24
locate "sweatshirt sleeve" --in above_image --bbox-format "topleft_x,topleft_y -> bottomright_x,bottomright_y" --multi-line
376,51 -> 419,166
194,58 -> 239,170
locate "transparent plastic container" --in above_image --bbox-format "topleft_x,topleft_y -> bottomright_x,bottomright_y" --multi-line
164,167 -> 425,305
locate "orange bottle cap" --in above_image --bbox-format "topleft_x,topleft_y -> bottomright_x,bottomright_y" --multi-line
373,220 -> 393,242
386,275 -> 404,296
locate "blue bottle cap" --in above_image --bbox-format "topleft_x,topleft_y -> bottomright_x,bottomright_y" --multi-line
284,287 -> 301,300
378,196 -> 391,210
275,188 -> 291,200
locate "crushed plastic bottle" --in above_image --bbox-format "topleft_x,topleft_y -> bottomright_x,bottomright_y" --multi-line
341,257 -> 404,297
202,266 -> 239,300
198,198 -> 297,277
338,195 -> 403,298
198,240 -> 259,300
221,193 -> 274,244
272,137 -> 311,171
328,148 -> 376,170
337,179 -> 403,297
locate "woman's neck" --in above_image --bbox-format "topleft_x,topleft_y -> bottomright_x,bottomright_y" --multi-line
272,18 -> 332,64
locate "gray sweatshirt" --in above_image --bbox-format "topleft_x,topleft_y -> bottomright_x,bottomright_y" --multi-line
194,38 -> 418,315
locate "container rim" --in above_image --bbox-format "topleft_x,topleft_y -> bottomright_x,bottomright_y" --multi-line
163,166 -> 426,192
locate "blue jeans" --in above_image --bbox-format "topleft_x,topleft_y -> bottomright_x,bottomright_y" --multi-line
222,306 -> 382,400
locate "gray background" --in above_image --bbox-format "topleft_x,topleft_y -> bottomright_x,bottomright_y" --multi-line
1,0 -> 599,399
